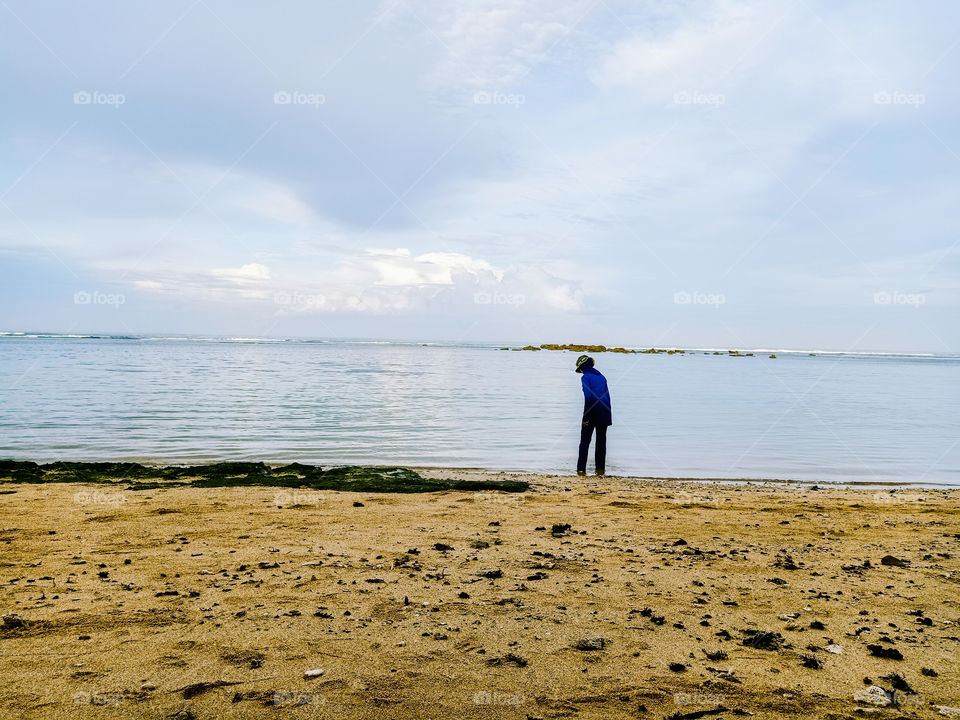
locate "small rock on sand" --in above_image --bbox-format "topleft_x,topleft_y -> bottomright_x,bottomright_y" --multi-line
573,637 -> 607,651
866,644 -> 903,660
854,685 -> 892,707
741,630 -> 784,651
304,669 -> 324,679
881,555 -> 910,567
1,614 -> 25,630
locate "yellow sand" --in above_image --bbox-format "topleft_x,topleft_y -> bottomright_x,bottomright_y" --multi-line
1,472 -> 958,719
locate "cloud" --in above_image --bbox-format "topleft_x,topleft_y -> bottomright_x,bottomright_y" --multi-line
133,263 -> 273,301
382,0 -> 596,96
543,282 -> 582,312
366,248 -> 503,286
211,262 -> 272,283
237,188 -> 317,226
130,247 -> 581,315
593,1 -> 771,90
1,0 -> 958,348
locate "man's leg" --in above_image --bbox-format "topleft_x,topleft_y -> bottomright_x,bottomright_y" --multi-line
595,424 -> 607,475
577,422 -> 593,474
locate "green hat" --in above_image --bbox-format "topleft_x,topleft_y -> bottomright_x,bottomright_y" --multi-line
575,354 -> 593,372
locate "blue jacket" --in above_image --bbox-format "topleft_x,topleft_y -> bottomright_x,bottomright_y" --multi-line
580,367 -> 612,426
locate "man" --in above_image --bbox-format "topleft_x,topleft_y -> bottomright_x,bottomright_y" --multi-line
575,354 -> 612,476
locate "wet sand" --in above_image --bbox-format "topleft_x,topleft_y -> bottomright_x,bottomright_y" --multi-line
1,472 -> 959,719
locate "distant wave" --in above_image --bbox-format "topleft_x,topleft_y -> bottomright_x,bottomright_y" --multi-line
685,347 -> 946,359
1,332 -> 955,360
0,332 -> 137,340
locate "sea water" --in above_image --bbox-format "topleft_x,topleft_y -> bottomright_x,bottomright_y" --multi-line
0,333 -> 957,486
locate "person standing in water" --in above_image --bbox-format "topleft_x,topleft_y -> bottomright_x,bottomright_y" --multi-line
575,354 -> 612,476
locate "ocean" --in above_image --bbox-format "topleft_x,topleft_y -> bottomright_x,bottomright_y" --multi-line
1,333 -> 957,486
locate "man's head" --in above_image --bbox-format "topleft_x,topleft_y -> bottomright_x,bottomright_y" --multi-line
575,354 -> 594,373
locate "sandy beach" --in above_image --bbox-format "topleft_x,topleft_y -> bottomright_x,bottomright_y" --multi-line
2,470 -> 959,719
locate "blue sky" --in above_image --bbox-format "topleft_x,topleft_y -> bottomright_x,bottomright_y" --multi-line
1,0 -> 957,351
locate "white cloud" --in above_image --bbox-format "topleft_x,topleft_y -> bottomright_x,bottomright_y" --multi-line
211,262 -> 272,283
543,282 -> 583,312
593,1 -> 769,90
239,188 -> 316,226
367,248 -> 503,286
382,0 -> 596,95
129,247 -> 580,314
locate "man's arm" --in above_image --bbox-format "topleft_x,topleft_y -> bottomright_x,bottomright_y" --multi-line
581,375 -> 590,425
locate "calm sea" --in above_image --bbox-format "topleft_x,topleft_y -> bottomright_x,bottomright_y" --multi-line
1,333 -> 957,486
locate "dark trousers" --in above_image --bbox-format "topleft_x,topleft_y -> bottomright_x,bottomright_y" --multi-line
577,422 -> 607,474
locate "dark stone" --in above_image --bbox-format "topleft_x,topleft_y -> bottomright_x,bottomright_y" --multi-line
741,630 -> 784,651
867,644 -> 904,660
880,555 -> 910,567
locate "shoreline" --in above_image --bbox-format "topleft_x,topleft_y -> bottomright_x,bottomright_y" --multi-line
2,473 -> 958,718
417,468 -> 958,490
3,459 -> 954,490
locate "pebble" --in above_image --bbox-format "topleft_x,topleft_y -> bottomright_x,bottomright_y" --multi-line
867,644 -> 903,660
1,614 -> 25,630
880,555 -> 910,567
854,685 -> 892,707
573,637 -> 607,651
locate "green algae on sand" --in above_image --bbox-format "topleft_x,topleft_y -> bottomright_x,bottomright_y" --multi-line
0,460 -> 529,494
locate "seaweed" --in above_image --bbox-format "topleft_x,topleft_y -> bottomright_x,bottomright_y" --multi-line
0,460 -> 529,494
0,460 -> 45,483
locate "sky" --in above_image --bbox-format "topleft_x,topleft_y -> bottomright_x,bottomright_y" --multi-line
0,0 -> 958,351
